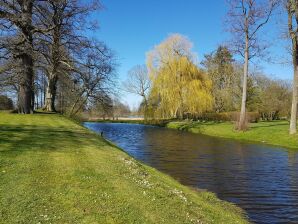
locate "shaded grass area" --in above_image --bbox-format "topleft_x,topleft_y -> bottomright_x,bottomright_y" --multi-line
0,112 -> 248,223
167,120 -> 298,149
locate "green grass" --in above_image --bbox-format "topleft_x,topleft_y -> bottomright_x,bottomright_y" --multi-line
0,112 -> 247,223
167,120 -> 298,149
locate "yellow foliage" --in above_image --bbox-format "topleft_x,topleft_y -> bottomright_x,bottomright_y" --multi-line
147,35 -> 213,118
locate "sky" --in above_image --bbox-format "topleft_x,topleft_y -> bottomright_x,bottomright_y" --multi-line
90,0 -> 292,109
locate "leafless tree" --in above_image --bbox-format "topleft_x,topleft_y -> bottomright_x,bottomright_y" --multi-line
66,41 -> 116,116
36,0 -> 100,112
226,0 -> 278,130
286,0 -> 298,134
123,65 -> 151,117
0,0 -> 37,113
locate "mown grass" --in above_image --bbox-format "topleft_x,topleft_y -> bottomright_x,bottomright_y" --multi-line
0,112 -> 248,223
167,120 -> 298,149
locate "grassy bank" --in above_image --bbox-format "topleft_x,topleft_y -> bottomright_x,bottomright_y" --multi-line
0,112 -> 247,223
167,120 -> 298,149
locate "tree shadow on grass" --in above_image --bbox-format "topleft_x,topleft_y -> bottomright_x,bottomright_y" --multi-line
0,124 -> 101,153
176,121 -> 219,132
249,122 -> 289,130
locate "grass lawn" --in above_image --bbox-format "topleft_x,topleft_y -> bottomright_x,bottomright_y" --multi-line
0,112 -> 247,223
167,120 -> 298,149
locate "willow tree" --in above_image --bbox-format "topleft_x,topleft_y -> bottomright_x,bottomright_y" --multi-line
147,34 -> 213,119
226,0 -> 278,130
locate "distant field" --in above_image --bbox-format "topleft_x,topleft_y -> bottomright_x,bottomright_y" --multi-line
167,120 -> 298,150
0,112 -> 247,223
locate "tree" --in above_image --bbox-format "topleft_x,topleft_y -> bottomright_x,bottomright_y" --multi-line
0,0 -> 36,113
226,0 -> 278,130
66,41 -> 115,117
287,0 -> 298,134
254,74 -> 292,120
123,65 -> 151,119
202,46 -> 237,112
112,99 -> 131,120
147,34 -> 213,119
0,95 -> 14,110
38,0 -> 100,112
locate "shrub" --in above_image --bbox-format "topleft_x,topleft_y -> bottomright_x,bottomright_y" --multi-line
196,112 -> 260,123
0,95 -> 14,110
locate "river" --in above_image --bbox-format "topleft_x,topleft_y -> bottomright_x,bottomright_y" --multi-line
84,122 -> 298,224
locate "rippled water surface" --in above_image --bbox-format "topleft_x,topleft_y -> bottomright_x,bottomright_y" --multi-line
84,122 -> 298,224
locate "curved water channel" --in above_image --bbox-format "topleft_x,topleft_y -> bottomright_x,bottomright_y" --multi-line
84,122 -> 298,224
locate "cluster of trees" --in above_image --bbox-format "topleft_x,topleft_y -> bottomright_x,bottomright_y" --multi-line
0,0 -> 116,116
88,98 -> 131,120
124,0 -> 298,135
1,0 -> 298,135
124,35 -> 213,119
124,37 -> 292,122
203,46 -> 292,120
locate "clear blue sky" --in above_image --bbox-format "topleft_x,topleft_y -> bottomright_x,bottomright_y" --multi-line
90,0 -> 292,109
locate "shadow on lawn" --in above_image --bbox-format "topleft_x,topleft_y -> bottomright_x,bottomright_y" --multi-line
0,124 -> 100,153
176,121 -> 219,132
249,122 -> 289,129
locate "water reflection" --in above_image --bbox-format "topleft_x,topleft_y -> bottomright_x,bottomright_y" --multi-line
84,122 -> 298,224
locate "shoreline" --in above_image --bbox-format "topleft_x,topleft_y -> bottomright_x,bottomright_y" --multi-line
0,112 -> 248,223
85,119 -> 298,150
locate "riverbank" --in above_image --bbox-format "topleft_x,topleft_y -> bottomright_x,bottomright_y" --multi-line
167,120 -> 298,149
84,118 -> 172,127
0,112 -> 247,223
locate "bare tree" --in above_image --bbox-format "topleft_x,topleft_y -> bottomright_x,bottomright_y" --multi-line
0,0 -> 36,113
123,65 -> 151,118
37,0 -> 100,112
67,41 -> 116,116
226,0 -> 278,130
287,0 -> 298,134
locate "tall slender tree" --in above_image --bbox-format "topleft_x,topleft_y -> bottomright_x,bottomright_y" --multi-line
226,0 -> 278,130
287,0 -> 298,134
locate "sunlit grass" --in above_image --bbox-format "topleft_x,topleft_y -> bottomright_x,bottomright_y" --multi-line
0,112 -> 248,223
167,120 -> 298,149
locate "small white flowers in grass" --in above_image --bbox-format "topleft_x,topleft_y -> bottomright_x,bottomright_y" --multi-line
2,170 -> 6,173
169,188 -> 188,202
119,157 -> 154,189
101,192 -> 110,199
39,214 -> 49,221
83,175 -> 92,180
135,179 -> 153,189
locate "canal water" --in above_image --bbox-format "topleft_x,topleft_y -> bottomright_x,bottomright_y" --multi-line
84,122 -> 298,224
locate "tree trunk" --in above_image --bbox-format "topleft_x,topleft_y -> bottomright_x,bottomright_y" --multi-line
238,36 -> 249,130
44,74 -> 58,112
143,96 -> 149,120
290,67 -> 298,134
17,1 -> 34,114
288,0 -> 298,134
43,10 -> 62,112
